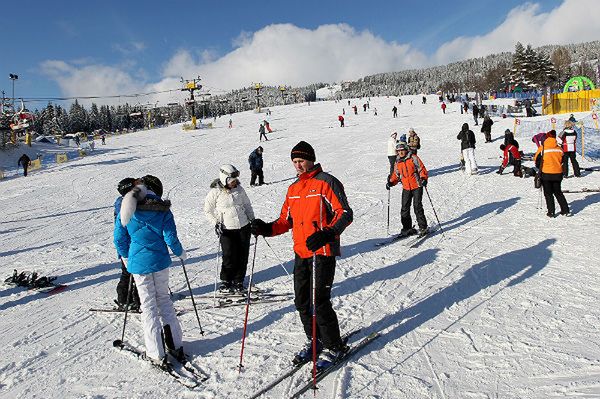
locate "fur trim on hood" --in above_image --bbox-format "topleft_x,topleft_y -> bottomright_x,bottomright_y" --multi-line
120,184 -> 147,226
210,178 -> 225,189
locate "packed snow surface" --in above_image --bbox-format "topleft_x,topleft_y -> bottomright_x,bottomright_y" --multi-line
1,96 -> 600,398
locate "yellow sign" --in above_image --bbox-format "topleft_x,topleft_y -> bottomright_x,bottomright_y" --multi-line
30,159 -> 42,170
186,82 -> 197,90
56,153 -> 68,163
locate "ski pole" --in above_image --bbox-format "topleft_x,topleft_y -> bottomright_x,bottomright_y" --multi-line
238,235 -> 258,372
262,236 -> 292,279
386,189 -> 391,236
424,186 -> 444,235
180,259 -> 204,335
113,272 -> 134,348
213,236 -> 221,307
311,219 -> 322,394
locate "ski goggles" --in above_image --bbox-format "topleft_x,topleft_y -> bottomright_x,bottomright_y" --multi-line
220,168 -> 240,179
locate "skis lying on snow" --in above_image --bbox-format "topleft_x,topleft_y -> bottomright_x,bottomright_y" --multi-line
4,269 -> 67,295
177,293 -> 293,313
563,188 -> 600,193
112,339 -> 208,389
248,329 -> 363,399
89,307 -> 142,314
289,331 -> 380,398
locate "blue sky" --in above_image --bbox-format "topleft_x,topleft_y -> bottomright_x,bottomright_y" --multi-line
3,0 -> 594,108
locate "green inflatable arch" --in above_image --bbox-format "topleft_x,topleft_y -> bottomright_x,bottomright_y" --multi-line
563,76 -> 596,92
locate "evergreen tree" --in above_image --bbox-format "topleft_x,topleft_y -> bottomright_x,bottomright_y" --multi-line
89,103 -> 101,132
69,100 -> 88,133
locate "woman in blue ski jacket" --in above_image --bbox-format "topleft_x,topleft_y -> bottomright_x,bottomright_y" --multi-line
113,175 -> 187,364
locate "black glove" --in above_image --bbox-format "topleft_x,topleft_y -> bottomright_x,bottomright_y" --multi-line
421,179 -> 427,187
215,223 -> 224,237
306,228 -> 336,252
251,219 -> 272,237
385,182 -> 391,190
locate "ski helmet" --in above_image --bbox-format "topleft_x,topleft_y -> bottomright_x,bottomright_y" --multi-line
117,177 -> 136,196
219,164 -> 240,186
396,142 -> 409,151
141,175 -> 163,197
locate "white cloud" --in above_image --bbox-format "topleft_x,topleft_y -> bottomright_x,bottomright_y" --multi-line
40,60 -> 146,106
40,0 -> 600,106
433,0 -> 600,63
112,41 -> 147,55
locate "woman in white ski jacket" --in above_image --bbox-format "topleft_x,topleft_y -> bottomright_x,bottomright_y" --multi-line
559,121 -> 581,177
204,164 -> 255,293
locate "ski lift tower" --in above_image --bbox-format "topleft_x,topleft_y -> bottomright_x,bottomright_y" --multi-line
181,76 -> 202,129
279,85 -> 287,105
253,82 -> 263,112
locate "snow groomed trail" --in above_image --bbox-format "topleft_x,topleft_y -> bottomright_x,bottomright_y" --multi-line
1,96 -> 599,398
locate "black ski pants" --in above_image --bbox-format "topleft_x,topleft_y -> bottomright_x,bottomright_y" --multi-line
220,224 -> 251,284
293,255 -> 342,350
250,168 -> 264,186
401,187 -> 427,231
562,151 -> 580,177
117,259 -> 140,305
259,132 -> 268,141
541,179 -> 569,215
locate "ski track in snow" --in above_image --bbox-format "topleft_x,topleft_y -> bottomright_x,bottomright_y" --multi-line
1,96 -> 600,398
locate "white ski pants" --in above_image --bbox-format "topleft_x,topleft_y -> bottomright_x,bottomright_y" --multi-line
462,148 -> 478,174
133,268 -> 182,360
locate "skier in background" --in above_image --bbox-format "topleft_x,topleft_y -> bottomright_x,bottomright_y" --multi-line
407,128 -> 421,155
457,123 -> 478,174
392,106 -> 398,118
534,131 -> 570,217
17,153 -> 31,177
248,147 -> 265,186
472,103 -> 479,126
497,144 -> 522,177
386,142 -> 429,237
481,115 -> 493,143
338,115 -> 345,127
259,123 -> 268,142
559,121 -> 581,177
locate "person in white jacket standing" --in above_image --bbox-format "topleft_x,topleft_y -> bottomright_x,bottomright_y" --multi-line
204,164 -> 255,293
387,132 -> 398,175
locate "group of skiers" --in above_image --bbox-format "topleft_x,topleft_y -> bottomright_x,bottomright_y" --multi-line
108,100 -> 586,375
112,140 -> 354,371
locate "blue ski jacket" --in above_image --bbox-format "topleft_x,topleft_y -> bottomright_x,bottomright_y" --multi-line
113,194 -> 183,275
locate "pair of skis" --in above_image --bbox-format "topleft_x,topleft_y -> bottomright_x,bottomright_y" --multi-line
249,329 -> 380,399
563,188 -> 599,193
375,224 -> 439,248
113,339 -> 208,389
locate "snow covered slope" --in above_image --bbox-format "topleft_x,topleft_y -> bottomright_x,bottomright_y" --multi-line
1,95 -> 599,398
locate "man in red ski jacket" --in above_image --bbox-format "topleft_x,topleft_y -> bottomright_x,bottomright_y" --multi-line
497,143 -> 522,177
251,141 -> 353,370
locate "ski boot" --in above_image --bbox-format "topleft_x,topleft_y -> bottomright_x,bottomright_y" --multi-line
417,227 -> 429,238
399,227 -> 417,238
293,338 -> 323,365
218,281 -> 234,295
233,281 -> 246,295
316,344 -> 350,371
